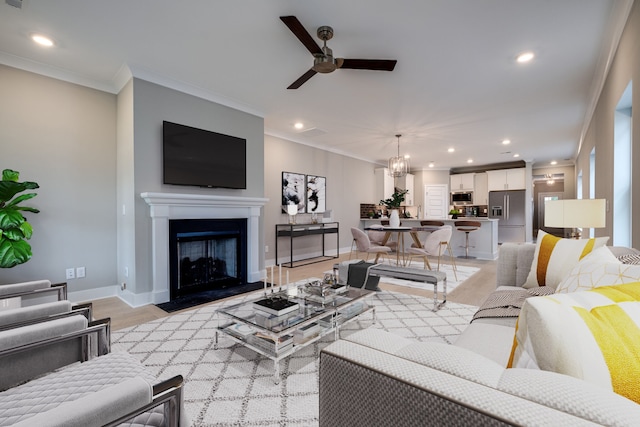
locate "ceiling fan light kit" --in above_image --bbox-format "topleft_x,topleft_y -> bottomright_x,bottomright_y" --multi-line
280,16 -> 397,89
388,134 -> 409,178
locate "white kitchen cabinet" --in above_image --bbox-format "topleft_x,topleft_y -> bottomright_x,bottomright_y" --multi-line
450,173 -> 475,191
375,168 -> 395,203
474,172 -> 488,205
396,173 -> 414,205
487,168 -> 526,191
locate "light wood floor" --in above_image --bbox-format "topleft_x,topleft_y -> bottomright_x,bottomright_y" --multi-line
92,253 -> 496,331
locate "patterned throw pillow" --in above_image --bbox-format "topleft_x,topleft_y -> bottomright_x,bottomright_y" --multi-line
523,230 -> 609,290
508,283 -> 640,404
555,246 -> 640,293
618,253 -> 640,265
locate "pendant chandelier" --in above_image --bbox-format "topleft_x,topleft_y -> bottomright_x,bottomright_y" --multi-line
388,134 -> 410,178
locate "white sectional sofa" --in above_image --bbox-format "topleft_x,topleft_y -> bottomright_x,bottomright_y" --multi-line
319,243 -> 640,426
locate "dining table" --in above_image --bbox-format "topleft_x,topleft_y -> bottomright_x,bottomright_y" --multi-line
365,225 -> 441,266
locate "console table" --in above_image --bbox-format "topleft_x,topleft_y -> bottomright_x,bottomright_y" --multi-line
275,222 -> 339,267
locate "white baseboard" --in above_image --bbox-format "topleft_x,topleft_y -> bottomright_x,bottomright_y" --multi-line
68,285 -> 158,309
68,285 -> 119,304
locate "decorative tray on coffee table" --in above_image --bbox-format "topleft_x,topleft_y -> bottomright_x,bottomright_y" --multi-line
252,296 -> 299,316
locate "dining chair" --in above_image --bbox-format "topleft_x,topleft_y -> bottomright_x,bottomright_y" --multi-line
410,220 -> 446,248
351,228 -> 392,263
407,225 -> 458,280
349,227 -> 394,259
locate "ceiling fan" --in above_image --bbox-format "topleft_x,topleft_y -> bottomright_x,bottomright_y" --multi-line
280,16 -> 397,89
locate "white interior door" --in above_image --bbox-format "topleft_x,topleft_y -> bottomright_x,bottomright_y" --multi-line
424,184 -> 448,219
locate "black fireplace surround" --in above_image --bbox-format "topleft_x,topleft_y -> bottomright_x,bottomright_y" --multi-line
169,218 -> 248,300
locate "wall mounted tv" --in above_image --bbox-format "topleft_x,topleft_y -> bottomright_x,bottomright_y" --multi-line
163,121 -> 247,189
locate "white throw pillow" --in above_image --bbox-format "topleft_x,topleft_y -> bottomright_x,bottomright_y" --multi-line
523,230 -> 609,290
556,246 -> 640,293
509,283 -> 640,404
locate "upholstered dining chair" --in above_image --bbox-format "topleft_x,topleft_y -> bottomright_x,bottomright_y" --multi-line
350,227 -> 392,263
407,225 -> 458,280
410,220 -> 446,248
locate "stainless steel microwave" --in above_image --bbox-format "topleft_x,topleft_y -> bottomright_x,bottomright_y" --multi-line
451,191 -> 473,205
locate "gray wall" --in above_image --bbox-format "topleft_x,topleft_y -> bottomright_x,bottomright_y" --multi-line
264,135 -> 377,264
576,2 -> 640,247
0,65 -> 118,298
120,78 -> 265,303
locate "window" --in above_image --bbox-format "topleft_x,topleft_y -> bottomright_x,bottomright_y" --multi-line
589,149 -> 596,237
613,82 -> 632,247
577,170 -> 583,200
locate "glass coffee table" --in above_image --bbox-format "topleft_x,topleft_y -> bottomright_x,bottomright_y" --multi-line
215,281 -> 376,383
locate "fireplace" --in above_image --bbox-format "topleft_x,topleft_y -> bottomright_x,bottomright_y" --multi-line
169,218 -> 247,300
141,192 -> 268,305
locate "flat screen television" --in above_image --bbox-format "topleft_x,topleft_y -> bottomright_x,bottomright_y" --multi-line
163,121 -> 247,189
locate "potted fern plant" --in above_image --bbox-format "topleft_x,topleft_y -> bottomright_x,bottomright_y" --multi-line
0,169 -> 39,268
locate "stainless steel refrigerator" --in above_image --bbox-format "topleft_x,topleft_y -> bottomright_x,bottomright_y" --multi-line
489,190 -> 526,243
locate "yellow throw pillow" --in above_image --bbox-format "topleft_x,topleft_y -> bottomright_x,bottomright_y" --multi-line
556,246 -> 640,293
523,230 -> 608,290
508,283 -> 640,404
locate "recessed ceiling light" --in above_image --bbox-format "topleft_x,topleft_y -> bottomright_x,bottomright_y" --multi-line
513,153 -> 520,158
516,51 -> 534,63
447,148 -> 455,153
502,139 -> 511,145
404,154 -> 410,159
428,162 -> 434,168
32,34 -> 54,47
467,159 -> 473,164
293,122 -> 304,130
550,160 -> 558,165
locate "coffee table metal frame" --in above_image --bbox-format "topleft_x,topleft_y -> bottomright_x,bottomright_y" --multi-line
214,286 -> 376,383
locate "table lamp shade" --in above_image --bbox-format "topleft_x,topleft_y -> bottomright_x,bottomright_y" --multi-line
544,199 -> 606,228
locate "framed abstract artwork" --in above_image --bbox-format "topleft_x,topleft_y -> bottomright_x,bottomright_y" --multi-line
281,171 -> 306,213
306,175 -> 326,213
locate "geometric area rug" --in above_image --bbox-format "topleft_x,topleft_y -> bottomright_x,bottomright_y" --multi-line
112,290 -> 478,426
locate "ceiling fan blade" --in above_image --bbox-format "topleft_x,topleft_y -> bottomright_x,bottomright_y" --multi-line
280,16 -> 323,55
287,69 -> 317,89
337,59 -> 397,71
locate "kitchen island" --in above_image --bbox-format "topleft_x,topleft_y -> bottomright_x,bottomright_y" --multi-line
361,218 -> 499,260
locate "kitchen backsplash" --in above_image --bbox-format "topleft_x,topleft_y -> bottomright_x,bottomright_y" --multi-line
453,205 -> 489,217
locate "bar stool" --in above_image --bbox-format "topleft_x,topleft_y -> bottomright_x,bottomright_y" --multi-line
455,220 -> 481,259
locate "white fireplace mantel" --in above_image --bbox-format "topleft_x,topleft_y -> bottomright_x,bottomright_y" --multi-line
141,192 -> 268,304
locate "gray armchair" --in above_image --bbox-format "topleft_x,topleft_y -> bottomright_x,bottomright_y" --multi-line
0,300 -> 92,331
0,314 -> 184,426
0,279 -> 67,307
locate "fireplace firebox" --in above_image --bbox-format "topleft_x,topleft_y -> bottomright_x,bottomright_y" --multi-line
169,218 -> 247,300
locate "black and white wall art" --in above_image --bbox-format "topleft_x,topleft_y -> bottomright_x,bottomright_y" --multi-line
281,172 -> 305,213
306,175 -> 326,213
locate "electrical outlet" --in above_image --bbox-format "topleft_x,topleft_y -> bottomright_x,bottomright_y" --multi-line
76,266 -> 86,278
265,245 -> 269,253
66,268 -> 75,280
121,282 -> 126,291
